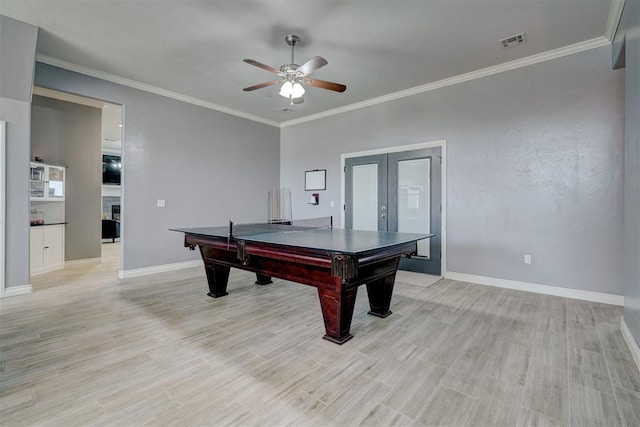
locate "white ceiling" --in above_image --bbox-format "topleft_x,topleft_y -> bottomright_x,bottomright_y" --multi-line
0,0 -> 619,126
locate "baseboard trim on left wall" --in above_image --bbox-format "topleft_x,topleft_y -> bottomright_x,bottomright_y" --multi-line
2,284 -> 33,297
621,317 -> 640,373
119,260 -> 202,279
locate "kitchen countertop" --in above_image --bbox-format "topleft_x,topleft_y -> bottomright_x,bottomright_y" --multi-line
30,222 -> 68,227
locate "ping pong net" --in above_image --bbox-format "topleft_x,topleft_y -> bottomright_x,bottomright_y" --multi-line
228,216 -> 333,240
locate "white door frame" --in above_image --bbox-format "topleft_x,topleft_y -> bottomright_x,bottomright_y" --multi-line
1,121 -> 6,296
341,140 -> 447,275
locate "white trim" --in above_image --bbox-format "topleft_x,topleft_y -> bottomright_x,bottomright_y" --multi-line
33,86 -> 106,108
0,121 -> 5,297
445,271 -> 624,306
119,260 -> 201,279
35,54 -> 280,128
340,140 -> 447,274
440,143 -> 447,276
2,284 -> 33,297
65,257 -> 101,266
280,37 -> 610,128
621,317 -> 640,373
605,0 -> 626,42
342,140 -> 446,159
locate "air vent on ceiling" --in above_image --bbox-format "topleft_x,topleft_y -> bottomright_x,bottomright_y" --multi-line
499,32 -> 526,48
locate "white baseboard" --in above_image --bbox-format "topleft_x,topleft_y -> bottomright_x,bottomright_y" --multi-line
119,260 -> 202,279
445,272 -> 624,306
65,257 -> 101,265
2,284 -> 33,297
621,318 -> 640,373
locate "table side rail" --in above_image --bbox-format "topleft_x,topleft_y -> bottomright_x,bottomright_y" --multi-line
200,245 -> 339,290
357,241 -> 418,265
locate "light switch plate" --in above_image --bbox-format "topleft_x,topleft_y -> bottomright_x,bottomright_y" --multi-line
157,199 -> 166,208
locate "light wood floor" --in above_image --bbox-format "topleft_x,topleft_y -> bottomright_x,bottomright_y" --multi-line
2,248 -> 640,426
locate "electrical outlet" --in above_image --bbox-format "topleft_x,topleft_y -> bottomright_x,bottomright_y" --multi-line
330,201 -> 334,207
157,199 -> 166,208
524,254 -> 532,264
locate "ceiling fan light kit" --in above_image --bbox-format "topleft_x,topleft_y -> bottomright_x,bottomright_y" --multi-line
243,34 -> 346,106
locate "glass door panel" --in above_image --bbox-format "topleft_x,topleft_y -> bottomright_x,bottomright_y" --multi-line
352,164 -> 379,231
47,166 -> 64,199
345,154 -> 388,231
30,164 -> 46,199
397,158 -> 431,257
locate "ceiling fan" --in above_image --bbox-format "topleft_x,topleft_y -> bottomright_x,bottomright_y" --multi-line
243,35 -> 346,105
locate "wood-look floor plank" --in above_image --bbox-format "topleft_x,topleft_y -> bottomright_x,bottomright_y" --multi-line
569,345 -> 614,395
569,383 -> 622,427
613,386 -> 640,427
415,386 -> 476,426
516,407 -> 567,427
522,361 -> 569,422
604,348 -> 640,393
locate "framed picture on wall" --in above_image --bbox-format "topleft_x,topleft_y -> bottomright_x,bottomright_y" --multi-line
305,169 -> 326,191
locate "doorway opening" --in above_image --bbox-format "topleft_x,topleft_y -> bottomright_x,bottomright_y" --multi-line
342,141 -> 446,277
29,87 -> 123,289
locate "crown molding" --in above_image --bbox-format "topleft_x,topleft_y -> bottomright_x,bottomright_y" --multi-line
605,0 -> 626,41
280,37 -> 611,128
35,54 -> 280,128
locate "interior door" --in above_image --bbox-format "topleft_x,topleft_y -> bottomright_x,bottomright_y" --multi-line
345,147 -> 442,275
388,148 -> 441,275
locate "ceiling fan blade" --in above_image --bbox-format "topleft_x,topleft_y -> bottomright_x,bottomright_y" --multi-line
302,78 -> 347,93
243,59 -> 280,74
243,80 -> 279,91
297,56 -> 328,76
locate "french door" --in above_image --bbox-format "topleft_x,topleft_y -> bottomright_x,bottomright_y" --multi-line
345,147 -> 442,275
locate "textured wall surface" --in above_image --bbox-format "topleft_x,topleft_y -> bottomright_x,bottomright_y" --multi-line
34,63 -> 280,271
31,95 -> 103,261
0,15 -> 37,289
620,1 -> 640,347
281,46 -> 624,295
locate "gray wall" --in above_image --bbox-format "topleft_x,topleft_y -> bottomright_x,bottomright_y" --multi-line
620,2 -> 640,348
34,63 -> 280,271
31,95 -> 103,261
0,15 -> 38,289
281,45 -> 624,296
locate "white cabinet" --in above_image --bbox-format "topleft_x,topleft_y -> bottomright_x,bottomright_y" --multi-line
30,224 -> 65,275
30,163 -> 65,201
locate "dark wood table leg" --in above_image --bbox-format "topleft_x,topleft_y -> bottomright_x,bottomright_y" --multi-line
366,272 -> 396,318
203,261 -> 231,298
254,274 -> 273,285
317,287 -> 358,344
